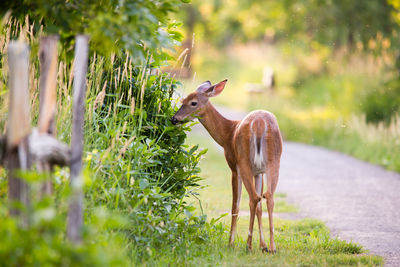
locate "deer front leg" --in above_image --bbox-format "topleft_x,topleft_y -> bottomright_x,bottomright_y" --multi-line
255,174 -> 267,251
229,170 -> 242,247
239,165 -> 262,251
264,162 -> 280,253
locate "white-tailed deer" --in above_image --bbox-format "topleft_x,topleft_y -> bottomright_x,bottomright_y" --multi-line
171,79 -> 282,252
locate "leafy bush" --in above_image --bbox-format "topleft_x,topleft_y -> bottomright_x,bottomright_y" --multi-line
362,78 -> 400,123
90,57 -> 204,197
0,173 -> 130,266
82,53 -> 213,262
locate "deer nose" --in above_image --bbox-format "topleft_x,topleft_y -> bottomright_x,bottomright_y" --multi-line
171,116 -> 179,125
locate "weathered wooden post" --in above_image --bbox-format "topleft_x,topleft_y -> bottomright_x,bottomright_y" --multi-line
67,35 -> 89,243
6,41 -> 31,222
38,35 -> 59,195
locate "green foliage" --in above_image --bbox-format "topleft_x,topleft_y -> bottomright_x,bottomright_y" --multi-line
177,0 -> 398,51
0,172 -> 130,266
282,0 -> 396,49
78,53 -> 220,263
178,0 -> 286,46
86,55 -> 204,199
362,78 -> 400,123
0,0 -> 186,60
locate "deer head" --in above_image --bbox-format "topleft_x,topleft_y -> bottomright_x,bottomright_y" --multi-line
171,79 -> 227,125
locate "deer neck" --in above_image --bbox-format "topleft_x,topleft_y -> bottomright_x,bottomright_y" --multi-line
199,102 -> 238,148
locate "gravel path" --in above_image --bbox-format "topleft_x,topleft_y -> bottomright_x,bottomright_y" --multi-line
279,142 -> 400,267
194,106 -> 400,266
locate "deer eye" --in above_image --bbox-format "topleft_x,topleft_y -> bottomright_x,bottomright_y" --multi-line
191,101 -> 197,106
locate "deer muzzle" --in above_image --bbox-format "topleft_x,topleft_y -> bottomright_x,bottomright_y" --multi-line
170,116 -> 179,125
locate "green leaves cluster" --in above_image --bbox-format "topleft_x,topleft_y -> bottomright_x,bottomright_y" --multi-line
0,0 -> 187,61
80,52 -> 215,262
87,56 -> 204,197
0,173 -> 130,266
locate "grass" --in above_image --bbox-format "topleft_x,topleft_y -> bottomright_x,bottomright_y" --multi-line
183,131 -> 383,266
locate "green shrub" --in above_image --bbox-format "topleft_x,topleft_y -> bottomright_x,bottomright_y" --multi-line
81,54 -> 217,263
0,172 -> 130,266
362,78 -> 400,123
90,58 -> 203,198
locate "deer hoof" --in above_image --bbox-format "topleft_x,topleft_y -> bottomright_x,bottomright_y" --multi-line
262,248 -> 277,254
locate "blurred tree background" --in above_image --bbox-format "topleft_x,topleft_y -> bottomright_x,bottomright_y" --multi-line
172,0 -> 400,171
175,0 -> 399,117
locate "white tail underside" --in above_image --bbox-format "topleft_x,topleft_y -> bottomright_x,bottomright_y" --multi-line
254,137 -> 264,169
250,120 -> 268,173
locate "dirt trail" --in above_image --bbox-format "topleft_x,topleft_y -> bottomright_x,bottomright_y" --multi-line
193,106 -> 400,266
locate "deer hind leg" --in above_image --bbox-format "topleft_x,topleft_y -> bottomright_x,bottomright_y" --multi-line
255,173 -> 267,251
238,164 -> 262,251
229,170 -> 242,247
263,161 -> 280,253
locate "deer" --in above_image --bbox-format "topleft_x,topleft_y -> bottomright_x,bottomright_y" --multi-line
171,79 -> 283,253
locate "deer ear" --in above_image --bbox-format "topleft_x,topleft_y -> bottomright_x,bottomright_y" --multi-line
204,79 -> 227,97
196,80 -> 212,93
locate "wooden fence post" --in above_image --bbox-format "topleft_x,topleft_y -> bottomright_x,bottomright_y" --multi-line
39,35 -> 59,135
67,35 -> 89,243
38,35 -> 59,195
6,41 -> 31,222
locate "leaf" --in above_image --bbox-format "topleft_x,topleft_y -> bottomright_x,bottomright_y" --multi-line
184,208 -> 192,218
197,148 -> 208,157
139,179 -> 149,189
188,145 -> 199,155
